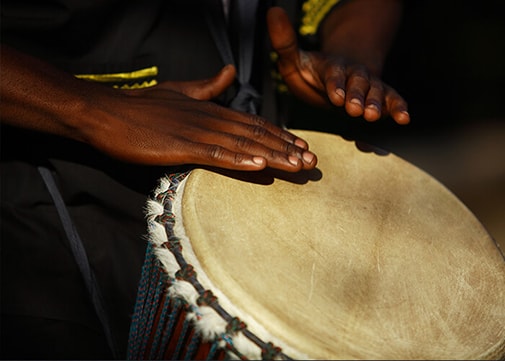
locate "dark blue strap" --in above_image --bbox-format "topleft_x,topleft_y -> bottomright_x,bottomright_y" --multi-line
38,166 -> 119,359
205,0 -> 260,114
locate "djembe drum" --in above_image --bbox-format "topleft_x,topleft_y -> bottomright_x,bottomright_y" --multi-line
127,130 -> 505,360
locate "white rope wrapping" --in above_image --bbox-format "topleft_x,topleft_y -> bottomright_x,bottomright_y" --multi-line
144,173 -> 309,360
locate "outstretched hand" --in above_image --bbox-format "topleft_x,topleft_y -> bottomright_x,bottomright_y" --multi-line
80,65 -> 317,172
267,6 -> 410,125
1,45 -> 317,173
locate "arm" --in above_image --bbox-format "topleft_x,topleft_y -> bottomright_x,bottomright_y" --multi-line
1,44 -> 94,143
267,1 -> 410,124
319,0 -> 403,76
0,44 -> 316,171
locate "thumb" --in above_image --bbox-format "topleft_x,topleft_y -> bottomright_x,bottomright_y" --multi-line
267,6 -> 300,75
158,64 -> 236,100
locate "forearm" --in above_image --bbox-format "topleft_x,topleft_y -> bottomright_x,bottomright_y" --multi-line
319,0 -> 403,75
0,44 -> 100,144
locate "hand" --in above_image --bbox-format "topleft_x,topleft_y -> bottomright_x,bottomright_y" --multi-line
1,46 -> 317,172
267,6 -> 410,125
81,65 -> 317,172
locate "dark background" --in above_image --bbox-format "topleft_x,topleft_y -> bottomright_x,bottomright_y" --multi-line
289,0 -> 505,248
387,0 -> 504,131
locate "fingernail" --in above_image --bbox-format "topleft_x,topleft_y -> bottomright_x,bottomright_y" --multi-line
350,98 -> 362,106
302,151 -> 315,164
398,111 -> 411,124
366,103 -> 379,111
294,138 -> 308,150
288,155 -> 300,166
253,156 -> 265,165
335,88 -> 345,99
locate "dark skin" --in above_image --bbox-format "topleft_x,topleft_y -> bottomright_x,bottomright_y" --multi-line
268,1 -> 410,124
1,46 -> 316,172
0,2 -> 409,173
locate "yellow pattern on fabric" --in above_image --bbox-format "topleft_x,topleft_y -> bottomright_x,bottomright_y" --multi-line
75,66 -> 158,88
299,0 -> 342,36
113,80 -> 158,89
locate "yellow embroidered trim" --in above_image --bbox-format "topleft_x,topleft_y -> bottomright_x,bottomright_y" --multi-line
299,0 -> 342,36
75,66 -> 158,82
75,66 -> 158,88
113,80 -> 158,89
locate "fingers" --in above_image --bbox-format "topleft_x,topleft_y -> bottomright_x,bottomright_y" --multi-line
111,77 -> 317,172
324,63 -> 410,124
191,64 -> 236,100
384,87 -> 410,124
267,6 -> 409,125
360,82 -> 410,124
363,82 -> 383,122
325,64 -> 371,118
343,66 -> 370,118
164,127 -> 317,173
324,64 -> 346,107
267,7 -> 300,77
171,138 -> 271,171
185,134 -> 316,173
186,104 -> 318,171
229,123 -> 318,171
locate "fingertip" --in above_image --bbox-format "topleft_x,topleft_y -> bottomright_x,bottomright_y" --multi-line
252,156 -> 267,167
363,104 -> 381,122
302,151 -> 317,169
220,64 -> 236,77
345,98 -> 364,117
329,88 -> 345,107
288,155 -> 301,167
335,88 -> 345,100
350,98 -> 362,106
293,137 -> 309,150
395,111 -> 411,125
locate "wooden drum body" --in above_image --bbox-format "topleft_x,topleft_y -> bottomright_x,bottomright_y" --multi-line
127,130 -> 505,360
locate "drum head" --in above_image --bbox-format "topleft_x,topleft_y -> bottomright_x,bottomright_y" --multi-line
177,130 -> 505,359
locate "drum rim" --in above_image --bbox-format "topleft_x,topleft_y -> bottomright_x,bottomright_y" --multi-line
140,171 -> 306,360
132,129 -> 505,360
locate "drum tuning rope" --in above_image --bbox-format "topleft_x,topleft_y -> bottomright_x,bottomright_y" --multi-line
127,172 -> 293,360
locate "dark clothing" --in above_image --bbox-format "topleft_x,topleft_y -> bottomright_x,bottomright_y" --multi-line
1,1 -> 223,80
0,0 -> 342,358
1,130 -> 168,358
0,1 -> 264,358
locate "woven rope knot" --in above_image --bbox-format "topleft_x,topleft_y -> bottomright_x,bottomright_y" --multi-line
261,341 -> 283,359
226,317 -> 247,334
175,264 -> 196,281
155,210 -> 174,225
163,236 -> 181,253
197,290 -> 218,307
